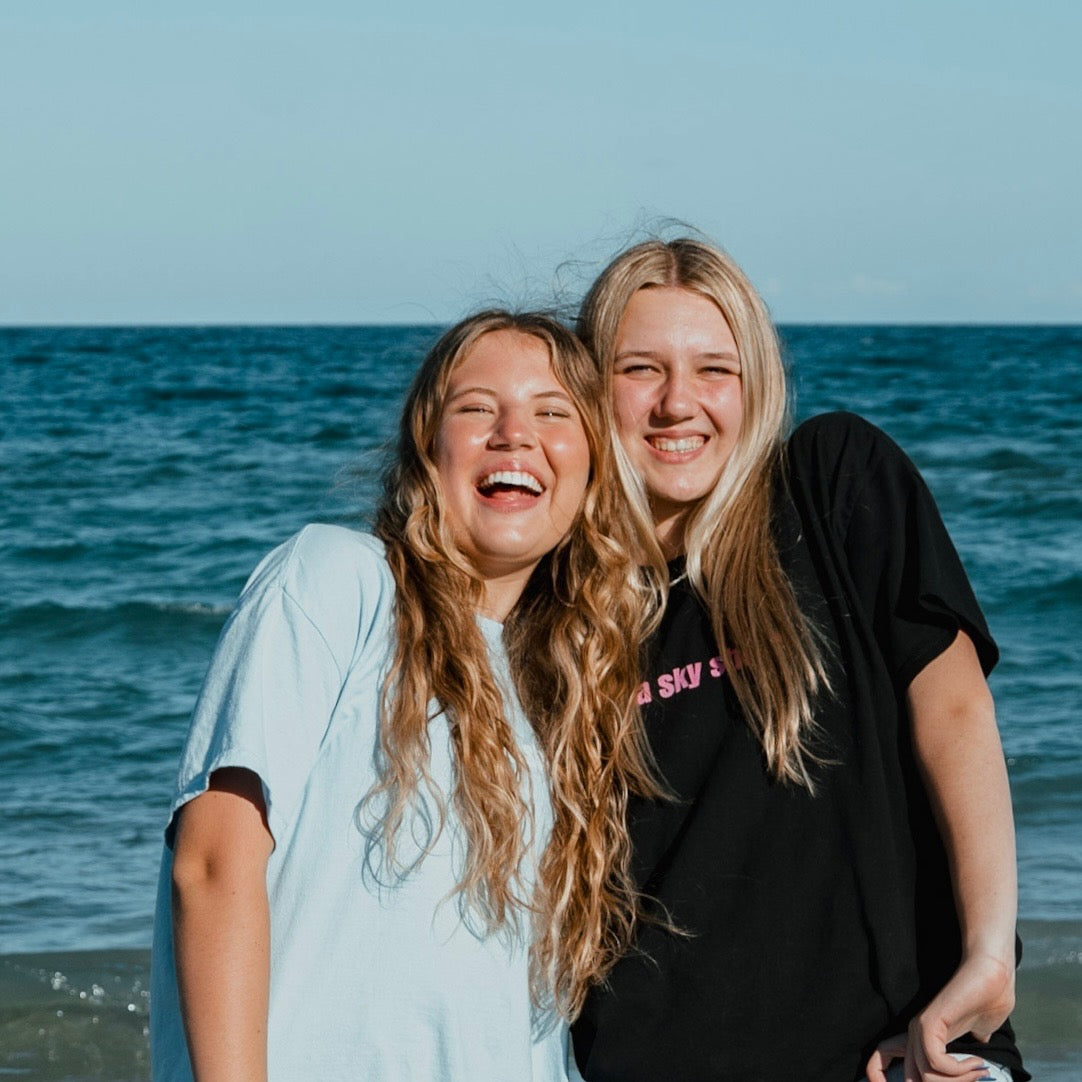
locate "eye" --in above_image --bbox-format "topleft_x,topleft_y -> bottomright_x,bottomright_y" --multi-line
537,406 -> 572,419
614,361 -> 660,378
701,362 -> 741,378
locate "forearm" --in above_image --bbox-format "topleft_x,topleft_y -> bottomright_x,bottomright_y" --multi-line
909,647 -> 1017,967
921,749 -> 1016,966
173,866 -> 271,1082
170,770 -> 274,1082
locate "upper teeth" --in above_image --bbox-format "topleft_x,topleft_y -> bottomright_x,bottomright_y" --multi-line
480,470 -> 543,493
651,436 -> 704,453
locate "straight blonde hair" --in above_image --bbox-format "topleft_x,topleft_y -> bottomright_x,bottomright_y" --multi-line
370,310 -> 660,1016
579,239 -> 829,786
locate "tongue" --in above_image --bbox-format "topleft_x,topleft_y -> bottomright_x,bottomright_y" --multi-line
479,482 -> 537,499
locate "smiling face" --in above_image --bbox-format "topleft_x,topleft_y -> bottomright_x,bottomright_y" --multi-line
612,286 -> 744,552
433,328 -> 591,617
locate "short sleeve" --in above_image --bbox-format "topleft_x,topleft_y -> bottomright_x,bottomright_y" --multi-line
792,413 -> 997,691
167,526 -> 388,842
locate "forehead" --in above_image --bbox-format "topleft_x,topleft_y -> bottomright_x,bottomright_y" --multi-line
446,329 -> 575,398
615,288 -> 738,358
452,328 -> 552,375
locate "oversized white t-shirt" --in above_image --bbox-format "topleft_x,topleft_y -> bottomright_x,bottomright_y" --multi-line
150,525 -> 570,1081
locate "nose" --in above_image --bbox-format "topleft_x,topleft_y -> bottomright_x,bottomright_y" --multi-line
488,404 -> 536,449
655,369 -> 696,421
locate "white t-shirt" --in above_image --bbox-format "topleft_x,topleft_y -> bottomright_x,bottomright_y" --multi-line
150,525 -> 570,1081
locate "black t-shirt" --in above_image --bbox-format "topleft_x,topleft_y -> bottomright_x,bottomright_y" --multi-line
572,413 -> 1026,1082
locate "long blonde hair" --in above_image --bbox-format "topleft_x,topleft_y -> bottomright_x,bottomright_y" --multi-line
579,239 -> 829,786
370,310 -> 659,1016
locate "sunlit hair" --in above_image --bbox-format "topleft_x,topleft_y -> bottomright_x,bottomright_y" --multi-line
369,310 -> 660,1016
578,238 -> 829,786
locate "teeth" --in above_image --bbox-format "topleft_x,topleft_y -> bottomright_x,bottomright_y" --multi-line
479,470 -> 543,493
650,436 -> 705,453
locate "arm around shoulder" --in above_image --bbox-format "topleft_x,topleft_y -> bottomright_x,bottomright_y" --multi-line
171,767 -> 275,1082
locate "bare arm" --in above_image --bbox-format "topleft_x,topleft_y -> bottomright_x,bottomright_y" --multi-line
867,630 -> 1017,1081
171,767 -> 275,1082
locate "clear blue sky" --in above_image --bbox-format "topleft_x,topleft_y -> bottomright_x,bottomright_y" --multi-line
2,2 -> 1080,323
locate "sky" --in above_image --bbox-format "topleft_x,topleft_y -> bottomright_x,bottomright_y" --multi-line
2,1 -> 1080,324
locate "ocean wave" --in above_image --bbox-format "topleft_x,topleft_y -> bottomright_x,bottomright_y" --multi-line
0,600 -> 232,639
312,422 -> 356,443
970,447 -> 1061,474
141,385 -> 250,403
974,491 -> 1082,520
0,950 -> 149,1081
4,540 -> 146,563
3,943 -> 1076,1077
997,573 -> 1082,612
1013,920 -> 1082,1064
315,380 -> 372,398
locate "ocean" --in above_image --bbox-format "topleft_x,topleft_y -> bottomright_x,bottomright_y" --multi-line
1,324 -> 1079,1079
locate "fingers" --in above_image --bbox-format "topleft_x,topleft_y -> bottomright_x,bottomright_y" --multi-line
912,1042 -> 998,1082
909,1012 -> 999,1082
866,1033 -> 997,1082
866,1033 -> 907,1082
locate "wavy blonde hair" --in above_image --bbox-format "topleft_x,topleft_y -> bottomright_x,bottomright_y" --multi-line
369,310 -> 659,1016
578,238 -> 829,787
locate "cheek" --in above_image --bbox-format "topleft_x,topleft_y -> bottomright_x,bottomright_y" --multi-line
433,421 -> 482,481
428,430 -> 471,502
431,435 -> 455,491
705,384 -> 743,431
724,387 -> 745,431
559,434 -> 592,490
547,432 -> 592,514
611,384 -> 645,441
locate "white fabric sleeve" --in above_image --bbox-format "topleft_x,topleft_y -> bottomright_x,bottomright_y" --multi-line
167,526 -> 373,842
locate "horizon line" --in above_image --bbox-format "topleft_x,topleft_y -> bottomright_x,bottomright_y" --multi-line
2,318 -> 1080,330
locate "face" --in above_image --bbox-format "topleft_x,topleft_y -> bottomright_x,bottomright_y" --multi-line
434,328 -> 591,614
612,286 -> 744,548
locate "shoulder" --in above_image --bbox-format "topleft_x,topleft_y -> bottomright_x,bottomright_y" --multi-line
787,411 -> 908,475
783,412 -> 923,533
244,524 -> 390,594
240,524 -> 396,668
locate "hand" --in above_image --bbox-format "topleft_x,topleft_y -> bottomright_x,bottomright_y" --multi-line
865,1035 -> 994,1082
864,951 -> 1014,1082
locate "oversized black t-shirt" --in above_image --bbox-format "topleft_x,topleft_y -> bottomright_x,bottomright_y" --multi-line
572,413 -> 1026,1082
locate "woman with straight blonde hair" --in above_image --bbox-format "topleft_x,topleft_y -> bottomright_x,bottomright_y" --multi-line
150,310 -> 657,1081
569,238 -> 1026,1082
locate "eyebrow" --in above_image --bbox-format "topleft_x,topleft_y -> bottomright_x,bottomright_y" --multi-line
446,386 -> 575,402
614,349 -> 740,362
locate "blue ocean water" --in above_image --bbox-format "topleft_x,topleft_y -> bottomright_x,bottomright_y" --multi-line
1,324 -> 1080,1079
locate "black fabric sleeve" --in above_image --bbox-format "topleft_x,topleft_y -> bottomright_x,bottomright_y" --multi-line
831,413 -> 997,688
791,412 -> 997,690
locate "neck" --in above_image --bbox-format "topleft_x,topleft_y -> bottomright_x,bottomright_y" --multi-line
653,511 -> 688,561
478,566 -> 535,622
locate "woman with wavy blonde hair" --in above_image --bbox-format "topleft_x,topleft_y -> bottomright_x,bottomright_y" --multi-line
570,238 -> 1025,1082
150,310 -> 656,1082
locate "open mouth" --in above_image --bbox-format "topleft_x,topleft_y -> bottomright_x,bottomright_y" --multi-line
476,470 -> 545,498
648,435 -> 705,454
